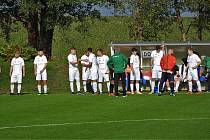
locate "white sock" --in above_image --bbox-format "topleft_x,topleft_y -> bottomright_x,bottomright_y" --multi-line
175,81 -> 180,92
70,82 -> 74,93
10,84 -> 15,93
17,84 -> 21,94
92,82 -> 97,93
196,81 -> 202,92
44,85 -> 47,94
130,83 -> 134,92
107,82 -> 110,93
98,83 -> 103,93
151,81 -> 155,92
38,85 -> 42,93
83,81 -> 87,92
136,83 -> 140,92
157,81 -> 160,92
76,81 -> 80,92
189,81 -> 192,92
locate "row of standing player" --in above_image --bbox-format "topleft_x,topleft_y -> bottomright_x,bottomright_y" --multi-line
150,45 -> 202,95
8,46 -> 202,95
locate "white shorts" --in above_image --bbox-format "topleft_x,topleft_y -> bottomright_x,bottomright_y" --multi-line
36,71 -> 47,81
69,68 -> 80,82
82,68 -> 90,81
188,68 -> 199,81
98,72 -> 109,82
130,68 -> 140,81
90,69 -> 98,81
11,74 -> 22,84
152,65 -> 162,79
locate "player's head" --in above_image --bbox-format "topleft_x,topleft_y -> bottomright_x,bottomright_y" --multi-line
155,45 -> 161,52
70,47 -> 76,55
96,49 -> 103,56
187,47 -> 193,56
38,48 -> 44,56
131,48 -> 137,55
87,48 -> 93,53
15,51 -> 21,58
85,50 -> 90,57
115,47 -> 121,53
168,49 -> 174,55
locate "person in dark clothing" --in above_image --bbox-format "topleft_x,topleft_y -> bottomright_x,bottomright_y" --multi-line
107,48 -> 128,97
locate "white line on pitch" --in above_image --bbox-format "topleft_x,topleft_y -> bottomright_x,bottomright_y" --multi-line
0,117 -> 210,130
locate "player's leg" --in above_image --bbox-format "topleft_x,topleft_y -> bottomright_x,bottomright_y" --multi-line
159,72 -> 167,94
168,73 -> 175,96
130,71 -> 135,94
188,69 -> 193,93
17,75 -> 22,95
75,69 -> 81,94
114,73 -> 120,96
151,69 -> 156,94
91,70 -> 98,94
104,74 -> 110,94
98,72 -> 103,94
36,73 -> 42,95
121,73 -> 127,97
10,75 -> 16,95
135,69 -> 141,94
69,69 -> 75,94
42,72 -> 48,94
175,77 -> 180,93
193,69 -> 202,92
82,69 -> 88,93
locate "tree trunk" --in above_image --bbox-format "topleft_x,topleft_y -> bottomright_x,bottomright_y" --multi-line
39,6 -> 54,58
26,12 -> 39,49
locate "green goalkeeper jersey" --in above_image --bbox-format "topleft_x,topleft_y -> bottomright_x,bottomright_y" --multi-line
107,52 -> 128,73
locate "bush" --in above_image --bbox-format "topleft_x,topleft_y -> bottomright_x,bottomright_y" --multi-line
0,44 -> 37,61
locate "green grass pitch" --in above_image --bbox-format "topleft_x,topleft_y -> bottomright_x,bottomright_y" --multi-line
0,93 -> 210,139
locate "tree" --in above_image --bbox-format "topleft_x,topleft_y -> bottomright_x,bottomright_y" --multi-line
188,0 -> 210,41
0,0 -> 101,58
172,0 -> 193,41
129,0 -> 174,41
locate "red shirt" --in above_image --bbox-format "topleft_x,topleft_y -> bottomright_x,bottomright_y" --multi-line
160,54 -> 176,71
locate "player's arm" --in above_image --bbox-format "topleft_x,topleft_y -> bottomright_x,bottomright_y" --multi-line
40,63 -> 47,74
193,56 -> 201,69
9,65 -> 13,77
22,65 -> 25,77
107,56 -> 113,70
34,64 -> 37,76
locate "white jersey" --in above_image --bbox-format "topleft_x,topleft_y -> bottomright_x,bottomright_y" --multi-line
130,54 -> 140,69
81,55 -> 89,70
34,55 -> 48,73
11,57 -> 25,75
151,50 -> 164,66
97,55 -> 109,74
187,54 -> 201,68
68,54 -> 78,69
89,53 -> 98,70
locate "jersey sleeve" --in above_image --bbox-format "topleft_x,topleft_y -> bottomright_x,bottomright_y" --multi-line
44,56 -> 48,64
68,55 -> 72,63
151,51 -> 154,58
34,57 -> 37,65
11,59 -> 14,66
195,55 -> 201,62
130,55 -> 134,64
89,55 -> 93,63
22,58 -> 25,66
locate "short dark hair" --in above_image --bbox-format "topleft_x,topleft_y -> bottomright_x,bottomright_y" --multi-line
97,48 -> 103,53
132,48 -> 137,52
87,48 -> 93,52
70,47 -> 76,51
155,45 -> 161,51
187,46 -> 193,51
38,48 -> 44,52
